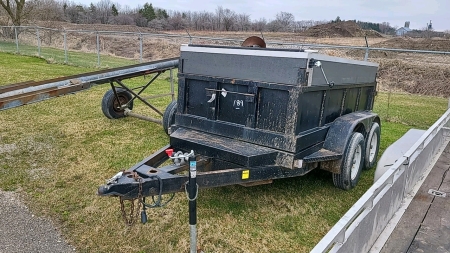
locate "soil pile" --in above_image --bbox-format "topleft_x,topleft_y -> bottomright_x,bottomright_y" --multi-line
377,59 -> 450,97
302,21 -> 383,38
373,37 -> 450,51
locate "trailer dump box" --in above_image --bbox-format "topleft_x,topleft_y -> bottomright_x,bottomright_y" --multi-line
172,45 -> 378,169
99,42 -> 381,201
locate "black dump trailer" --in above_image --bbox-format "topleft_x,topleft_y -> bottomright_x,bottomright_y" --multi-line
98,43 -> 381,202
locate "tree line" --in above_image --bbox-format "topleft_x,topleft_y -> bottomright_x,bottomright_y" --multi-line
1,0 -> 397,34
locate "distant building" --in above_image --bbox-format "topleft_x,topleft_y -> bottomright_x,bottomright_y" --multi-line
396,27 -> 412,36
396,21 -> 412,36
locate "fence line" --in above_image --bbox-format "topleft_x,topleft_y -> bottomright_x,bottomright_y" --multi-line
1,25 -> 449,68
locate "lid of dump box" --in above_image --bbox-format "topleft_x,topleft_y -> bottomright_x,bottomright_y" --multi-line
180,44 -> 310,85
179,44 -> 378,86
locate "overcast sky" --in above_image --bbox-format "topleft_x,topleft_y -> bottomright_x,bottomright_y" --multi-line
78,0 -> 449,31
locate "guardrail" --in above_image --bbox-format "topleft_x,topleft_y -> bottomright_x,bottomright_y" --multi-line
311,106 -> 450,252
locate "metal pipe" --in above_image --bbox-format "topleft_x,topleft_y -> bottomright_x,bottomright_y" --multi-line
124,109 -> 162,125
364,36 -> 369,61
14,26 -> 19,53
139,33 -> 143,63
0,59 -> 179,99
170,68 -> 175,101
96,32 -> 100,67
116,79 -> 163,116
36,27 -> 41,57
188,155 -> 198,253
64,30 -> 68,63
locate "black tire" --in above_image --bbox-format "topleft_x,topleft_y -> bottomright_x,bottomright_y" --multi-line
101,88 -> 133,119
364,122 -> 380,170
162,101 -> 177,135
333,132 -> 365,190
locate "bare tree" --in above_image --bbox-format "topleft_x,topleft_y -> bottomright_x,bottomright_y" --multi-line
0,0 -> 31,26
252,18 -> 267,31
29,0 -> 65,22
110,14 -> 134,25
236,13 -> 250,31
215,6 -> 223,30
96,0 -> 113,24
221,8 -> 236,31
64,4 -> 87,24
167,11 -> 187,30
188,10 -> 214,31
379,21 -> 396,34
275,11 -> 294,31
266,20 -> 282,32
148,18 -> 168,30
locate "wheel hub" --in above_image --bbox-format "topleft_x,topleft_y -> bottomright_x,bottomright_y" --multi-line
351,144 -> 362,180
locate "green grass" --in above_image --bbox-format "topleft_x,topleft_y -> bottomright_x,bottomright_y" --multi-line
0,52 -> 448,253
0,51 -> 92,85
0,41 -> 139,68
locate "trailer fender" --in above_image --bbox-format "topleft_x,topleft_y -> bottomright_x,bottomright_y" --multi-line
320,111 -> 379,173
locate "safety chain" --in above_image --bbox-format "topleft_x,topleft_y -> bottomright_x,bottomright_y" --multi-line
142,175 -> 175,208
118,172 -> 143,226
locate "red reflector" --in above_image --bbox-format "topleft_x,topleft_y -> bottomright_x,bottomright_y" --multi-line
165,149 -> 174,157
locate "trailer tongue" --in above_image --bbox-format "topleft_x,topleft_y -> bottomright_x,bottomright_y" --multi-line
98,42 -> 380,222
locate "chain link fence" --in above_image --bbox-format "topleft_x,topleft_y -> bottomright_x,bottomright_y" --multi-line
1,25 -> 449,122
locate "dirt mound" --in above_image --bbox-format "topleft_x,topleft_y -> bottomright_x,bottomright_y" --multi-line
302,21 -> 383,38
377,59 -> 450,97
373,37 -> 450,51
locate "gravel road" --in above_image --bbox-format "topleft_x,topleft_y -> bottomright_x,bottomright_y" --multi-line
0,190 -> 76,253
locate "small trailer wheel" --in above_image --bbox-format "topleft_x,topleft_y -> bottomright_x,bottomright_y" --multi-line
333,132 -> 365,190
101,88 -> 133,119
162,101 -> 177,135
364,122 -> 380,170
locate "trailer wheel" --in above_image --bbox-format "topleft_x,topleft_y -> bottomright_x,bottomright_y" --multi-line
101,88 -> 133,119
333,132 -> 365,190
163,101 -> 177,135
364,122 -> 380,170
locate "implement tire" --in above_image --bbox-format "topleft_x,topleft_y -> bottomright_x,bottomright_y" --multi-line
101,88 -> 133,119
364,122 -> 380,170
333,132 -> 365,190
162,101 -> 177,135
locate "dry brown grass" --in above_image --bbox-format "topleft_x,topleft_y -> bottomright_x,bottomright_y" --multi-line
13,23 -> 449,99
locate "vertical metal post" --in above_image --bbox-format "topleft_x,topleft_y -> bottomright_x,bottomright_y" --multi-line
96,32 -> 100,67
364,36 -> 369,61
448,97 -> 450,109
139,33 -> 143,63
64,30 -> 68,63
170,68 -> 175,101
14,26 -> 19,53
188,156 -> 197,253
36,27 -> 41,57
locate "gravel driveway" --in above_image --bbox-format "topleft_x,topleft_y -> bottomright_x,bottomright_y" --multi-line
0,190 -> 76,253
